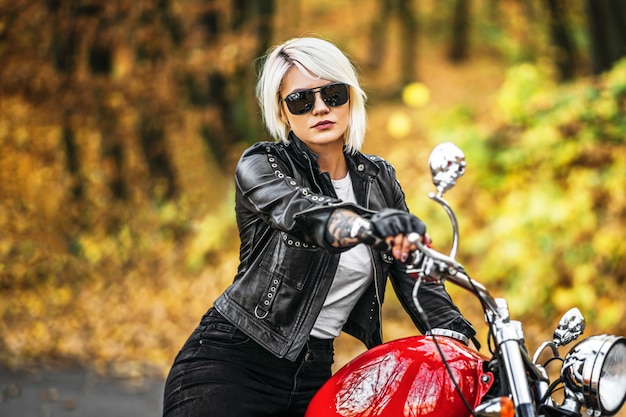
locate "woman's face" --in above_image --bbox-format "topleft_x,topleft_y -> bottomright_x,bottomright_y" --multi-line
280,66 -> 350,154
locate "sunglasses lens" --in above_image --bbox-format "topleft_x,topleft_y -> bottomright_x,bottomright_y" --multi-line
284,91 -> 314,115
283,83 -> 349,115
321,84 -> 349,107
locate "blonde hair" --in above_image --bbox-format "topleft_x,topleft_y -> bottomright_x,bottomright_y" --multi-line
256,37 -> 367,154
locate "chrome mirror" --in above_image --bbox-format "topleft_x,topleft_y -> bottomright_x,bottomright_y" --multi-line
553,307 -> 586,347
429,142 -> 466,196
532,308 -> 587,365
427,142 -> 465,259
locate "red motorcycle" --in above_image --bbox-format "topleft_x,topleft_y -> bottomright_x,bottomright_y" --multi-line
306,143 -> 626,417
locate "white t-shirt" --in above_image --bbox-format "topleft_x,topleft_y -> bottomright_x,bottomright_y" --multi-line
310,173 -> 374,339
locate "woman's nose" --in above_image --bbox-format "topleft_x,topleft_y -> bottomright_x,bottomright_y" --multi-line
311,91 -> 330,114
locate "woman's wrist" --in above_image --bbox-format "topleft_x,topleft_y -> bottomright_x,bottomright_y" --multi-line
325,208 -> 367,248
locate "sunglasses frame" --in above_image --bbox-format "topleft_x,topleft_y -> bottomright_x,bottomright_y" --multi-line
281,82 -> 350,115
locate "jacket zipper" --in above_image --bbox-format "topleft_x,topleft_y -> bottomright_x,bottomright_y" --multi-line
302,152 -> 323,194
365,177 -> 384,342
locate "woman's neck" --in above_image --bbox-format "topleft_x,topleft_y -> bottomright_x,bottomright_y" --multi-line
317,151 -> 348,180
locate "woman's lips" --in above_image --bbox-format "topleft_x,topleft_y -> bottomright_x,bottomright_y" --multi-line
313,120 -> 334,129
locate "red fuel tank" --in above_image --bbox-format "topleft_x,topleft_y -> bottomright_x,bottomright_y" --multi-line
306,336 -> 494,417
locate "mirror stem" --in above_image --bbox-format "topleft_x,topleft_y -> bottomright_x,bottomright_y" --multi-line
429,192 -> 460,259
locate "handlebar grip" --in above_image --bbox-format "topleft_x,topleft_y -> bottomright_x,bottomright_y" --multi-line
351,219 -> 390,251
355,223 -> 425,257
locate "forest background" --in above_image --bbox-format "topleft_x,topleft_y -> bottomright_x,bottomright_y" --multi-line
1,0 -> 626,395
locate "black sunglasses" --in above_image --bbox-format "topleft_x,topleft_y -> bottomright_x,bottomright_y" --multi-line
281,83 -> 349,115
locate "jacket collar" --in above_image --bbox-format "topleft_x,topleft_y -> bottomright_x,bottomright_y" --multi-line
287,131 -> 320,167
286,131 -> 380,179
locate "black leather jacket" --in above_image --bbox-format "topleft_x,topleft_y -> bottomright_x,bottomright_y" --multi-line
213,134 -> 475,361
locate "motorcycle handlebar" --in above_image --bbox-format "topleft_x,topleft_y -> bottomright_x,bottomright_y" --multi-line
360,222 -> 502,318
409,241 -> 502,318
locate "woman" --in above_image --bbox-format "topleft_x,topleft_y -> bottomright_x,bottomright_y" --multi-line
163,37 -> 476,417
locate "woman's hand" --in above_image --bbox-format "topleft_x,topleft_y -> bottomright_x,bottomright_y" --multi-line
385,233 -> 430,263
369,209 -> 428,263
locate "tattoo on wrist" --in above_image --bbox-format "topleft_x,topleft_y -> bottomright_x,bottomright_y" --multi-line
327,209 -> 361,248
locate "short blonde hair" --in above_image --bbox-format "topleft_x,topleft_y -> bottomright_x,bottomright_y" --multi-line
256,37 -> 367,154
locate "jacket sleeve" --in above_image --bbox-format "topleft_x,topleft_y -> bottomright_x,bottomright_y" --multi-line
236,143 -> 364,248
389,269 -> 476,339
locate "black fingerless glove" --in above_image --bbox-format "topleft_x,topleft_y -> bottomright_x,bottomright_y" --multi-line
369,208 -> 426,238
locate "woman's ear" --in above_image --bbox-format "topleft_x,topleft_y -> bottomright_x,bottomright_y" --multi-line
279,107 -> 290,127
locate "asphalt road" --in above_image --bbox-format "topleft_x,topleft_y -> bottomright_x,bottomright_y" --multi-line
0,367 -> 164,417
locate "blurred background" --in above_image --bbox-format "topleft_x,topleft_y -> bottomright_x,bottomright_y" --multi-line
1,0 -> 626,413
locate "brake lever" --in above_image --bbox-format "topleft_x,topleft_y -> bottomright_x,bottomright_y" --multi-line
414,241 -> 464,272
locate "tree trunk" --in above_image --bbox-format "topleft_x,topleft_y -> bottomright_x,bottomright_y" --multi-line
449,0 -> 471,63
586,0 -> 626,74
398,0 -> 418,84
367,0 -> 393,70
546,0 -> 577,81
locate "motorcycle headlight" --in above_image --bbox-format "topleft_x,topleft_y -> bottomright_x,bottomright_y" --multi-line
562,335 -> 626,416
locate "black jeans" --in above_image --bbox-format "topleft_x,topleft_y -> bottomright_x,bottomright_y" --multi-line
162,308 -> 334,417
